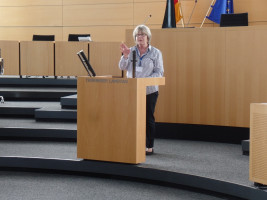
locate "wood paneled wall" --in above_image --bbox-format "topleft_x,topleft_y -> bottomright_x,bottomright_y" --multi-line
0,0 -> 266,42
125,26 -> 267,128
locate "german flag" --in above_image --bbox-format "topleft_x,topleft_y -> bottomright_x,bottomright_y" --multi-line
162,0 -> 177,28
174,0 -> 182,24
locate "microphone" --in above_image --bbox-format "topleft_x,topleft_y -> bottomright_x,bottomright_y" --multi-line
0,48 -> 4,76
143,14 -> 152,24
132,50 -> 136,78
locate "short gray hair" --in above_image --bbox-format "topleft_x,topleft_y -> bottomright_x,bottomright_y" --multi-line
133,24 -> 152,44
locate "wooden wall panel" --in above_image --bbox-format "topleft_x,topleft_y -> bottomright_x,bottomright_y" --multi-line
63,4 -> 133,26
0,0 -> 62,6
20,41 -> 55,76
250,22 -> 267,26
134,0 -> 164,2
55,41 -> 89,76
0,0 -> 267,42
126,26 -> 267,127
0,41 -> 19,75
225,27 -> 267,127
235,0 -> 267,22
133,2 -> 165,25
0,27 -> 62,41
152,29 -> 177,123
63,26 -> 133,42
174,29 -> 225,125
179,0 -> 212,26
139,28 -> 226,125
89,42 -> 122,77
0,6 -> 62,26
63,0 -> 132,5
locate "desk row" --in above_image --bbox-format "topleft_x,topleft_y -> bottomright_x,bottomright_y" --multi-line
0,41 -> 122,77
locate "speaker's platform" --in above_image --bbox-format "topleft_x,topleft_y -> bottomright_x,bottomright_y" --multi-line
0,139 -> 265,200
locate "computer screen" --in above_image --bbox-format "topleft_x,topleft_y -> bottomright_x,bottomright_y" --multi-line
32,35 -> 55,41
220,13 -> 248,27
77,50 -> 96,77
69,34 -> 91,41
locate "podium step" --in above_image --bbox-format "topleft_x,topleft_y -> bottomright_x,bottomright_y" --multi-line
0,76 -> 77,87
0,118 -> 76,140
60,94 -> 77,109
0,106 -> 35,116
35,107 -> 77,121
0,87 -> 77,101
0,101 -> 58,116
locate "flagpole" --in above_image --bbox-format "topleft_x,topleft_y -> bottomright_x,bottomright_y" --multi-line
179,2 -> 185,28
200,0 -> 216,28
187,0 -> 197,26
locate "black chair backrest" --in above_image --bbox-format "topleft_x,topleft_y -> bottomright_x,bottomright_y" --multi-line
220,13 -> 248,27
32,35 -> 55,41
68,34 -> 91,41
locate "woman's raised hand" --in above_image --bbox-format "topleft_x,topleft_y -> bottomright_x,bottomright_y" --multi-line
120,42 -> 130,58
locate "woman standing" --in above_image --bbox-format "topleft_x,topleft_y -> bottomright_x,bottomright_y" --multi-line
119,25 -> 164,155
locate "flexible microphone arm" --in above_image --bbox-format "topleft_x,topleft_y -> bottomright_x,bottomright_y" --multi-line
0,48 -> 4,76
143,15 -> 152,24
187,0 -> 198,25
0,48 -> 4,103
132,50 -> 136,78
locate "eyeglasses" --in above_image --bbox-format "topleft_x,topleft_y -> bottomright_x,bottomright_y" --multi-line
136,33 -> 146,37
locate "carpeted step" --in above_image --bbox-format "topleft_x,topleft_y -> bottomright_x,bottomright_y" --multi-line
0,101 -> 59,116
0,87 -> 77,101
0,117 -> 76,140
35,107 -> 77,121
60,94 -> 77,109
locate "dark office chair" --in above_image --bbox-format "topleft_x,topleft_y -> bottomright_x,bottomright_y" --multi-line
68,34 -> 91,41
220,13 -> 248,27
32,35 -> 55,41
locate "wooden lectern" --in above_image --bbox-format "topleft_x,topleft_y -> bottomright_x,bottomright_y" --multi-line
250,103 -> 267,185
77,76 -> 165,164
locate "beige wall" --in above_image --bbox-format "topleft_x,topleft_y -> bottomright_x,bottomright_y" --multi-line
127,26 -> 267,128
0,0 -> 266,42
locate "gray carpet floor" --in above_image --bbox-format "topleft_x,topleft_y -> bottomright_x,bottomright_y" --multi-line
0,99 -> 252,199
0,170 -> 238,200
0,139 -> 252,187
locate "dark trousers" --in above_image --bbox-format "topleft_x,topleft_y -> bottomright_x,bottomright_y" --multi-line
146,91 -> 158,148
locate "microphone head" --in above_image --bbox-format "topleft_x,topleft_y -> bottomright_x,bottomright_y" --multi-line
132,50 -> 136,57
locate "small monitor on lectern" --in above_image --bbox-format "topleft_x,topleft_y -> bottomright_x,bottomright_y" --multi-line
77,50 -> 96,77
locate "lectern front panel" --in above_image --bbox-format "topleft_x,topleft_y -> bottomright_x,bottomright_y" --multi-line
77,77 -> 147,164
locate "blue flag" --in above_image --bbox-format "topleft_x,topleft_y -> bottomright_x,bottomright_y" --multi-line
207,0 -> 234,24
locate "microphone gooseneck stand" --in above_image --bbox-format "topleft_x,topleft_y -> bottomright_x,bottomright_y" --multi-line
0,48 -> 4,103
132,50 -> 137,78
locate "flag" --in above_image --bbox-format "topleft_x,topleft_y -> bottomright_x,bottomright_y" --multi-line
162,0 -> 176,28
207,0 -> 234,24
174,0 -> 182,24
